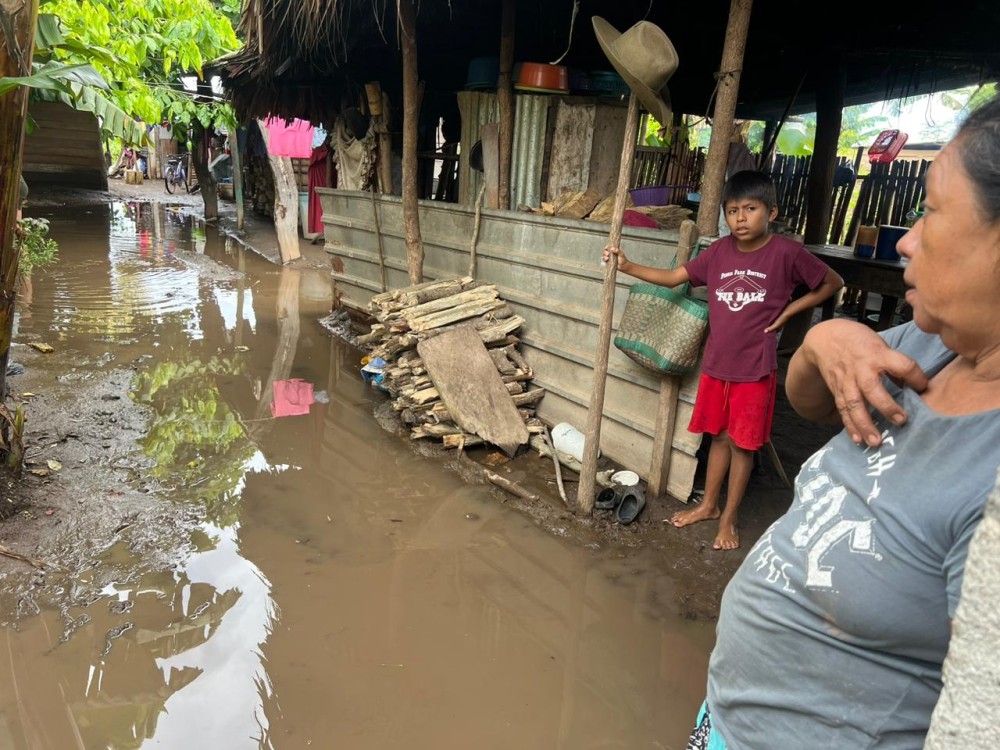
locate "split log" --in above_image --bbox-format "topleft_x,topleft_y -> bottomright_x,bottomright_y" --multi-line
407,299 -> 507,332
484,469 -> 539,503
401,285 -> 498,319
511,388 -> 545,406
442,433 -> 485,449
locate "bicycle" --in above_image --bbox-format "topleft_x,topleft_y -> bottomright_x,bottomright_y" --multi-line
163,153 -> 199,194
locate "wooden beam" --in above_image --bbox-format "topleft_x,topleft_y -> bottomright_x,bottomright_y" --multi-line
228,130 -> 245,230
398,0 -> 424,283
696,0 -> 753,238
647,219 -> 697,500
497,0 -> 515,210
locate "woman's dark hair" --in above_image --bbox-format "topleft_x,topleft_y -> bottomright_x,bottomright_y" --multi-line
722,169 -> 777,211
954,95 -> 1000,223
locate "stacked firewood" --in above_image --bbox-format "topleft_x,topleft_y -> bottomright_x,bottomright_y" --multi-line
357,277 -> 547,448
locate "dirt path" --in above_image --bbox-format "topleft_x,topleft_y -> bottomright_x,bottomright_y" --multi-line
1,179 -> 841,623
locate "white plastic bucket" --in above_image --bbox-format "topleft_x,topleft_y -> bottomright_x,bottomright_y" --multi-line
551,422 -> 596,463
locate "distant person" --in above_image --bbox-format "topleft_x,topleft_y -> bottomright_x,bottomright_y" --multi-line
684,94 -> 1000,749
604,170 -> 843,549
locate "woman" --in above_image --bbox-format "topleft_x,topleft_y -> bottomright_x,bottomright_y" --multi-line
688,94 -> 1000,749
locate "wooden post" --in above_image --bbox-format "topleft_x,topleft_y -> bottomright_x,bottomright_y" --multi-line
804,60 -> 845,244
370,185 -> 387,292
0,0 -> 40,403
576,94 -> 641,515
647,219 -> 698,500
497,0 -> 515,210
695,0 -> 753,239
256,120 -> 301,264
228,129 -> 245,230
398,0 -> 424,283
367,82 -> 394,194
778,60 -> 846,351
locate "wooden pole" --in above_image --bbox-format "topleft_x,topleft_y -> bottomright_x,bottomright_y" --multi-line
647,219 -> 698,500
398,0 -> 423,283
0,0 -> 40,403
497,0 -> 515,210
370,185 -> 388,292
576,94 -> 641,515
696,0 -> 753,238
228,130 -> 245,230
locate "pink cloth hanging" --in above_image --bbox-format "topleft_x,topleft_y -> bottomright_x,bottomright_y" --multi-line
264,118 -> 315,158
271,378 -> 315,417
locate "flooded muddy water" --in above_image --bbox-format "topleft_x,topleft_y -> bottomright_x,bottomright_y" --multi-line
1,200 -> 715,749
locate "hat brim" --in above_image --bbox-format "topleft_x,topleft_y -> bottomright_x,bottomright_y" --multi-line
592,16 -> 673,126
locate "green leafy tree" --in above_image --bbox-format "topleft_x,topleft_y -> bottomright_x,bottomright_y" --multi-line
39,0 -> 240,138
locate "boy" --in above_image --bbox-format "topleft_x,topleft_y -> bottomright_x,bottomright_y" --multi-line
603,170 -> 843,550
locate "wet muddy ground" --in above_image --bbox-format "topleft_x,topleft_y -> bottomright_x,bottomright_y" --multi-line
0,178 -> 838,749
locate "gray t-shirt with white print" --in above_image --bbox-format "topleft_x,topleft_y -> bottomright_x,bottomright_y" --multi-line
707,322 -> 997,749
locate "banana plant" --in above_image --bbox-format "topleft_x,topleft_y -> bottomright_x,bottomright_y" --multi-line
0,13 -> 147,144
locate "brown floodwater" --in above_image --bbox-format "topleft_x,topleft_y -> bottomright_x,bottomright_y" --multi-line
1,200 -> 715,749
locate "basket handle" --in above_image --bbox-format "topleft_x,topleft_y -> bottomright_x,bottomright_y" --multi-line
665,220 -> 704,296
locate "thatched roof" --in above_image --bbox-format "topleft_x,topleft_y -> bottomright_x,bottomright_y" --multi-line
213,0 -> 1000,126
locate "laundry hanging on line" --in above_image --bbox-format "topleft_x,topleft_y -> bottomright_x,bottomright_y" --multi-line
264,117 -> 315,158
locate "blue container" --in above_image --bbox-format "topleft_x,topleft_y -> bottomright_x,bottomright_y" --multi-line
875,225 -> 907,261
465,57 -> 499,90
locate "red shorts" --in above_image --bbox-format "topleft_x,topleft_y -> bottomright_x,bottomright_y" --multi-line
688,371 -> 778,451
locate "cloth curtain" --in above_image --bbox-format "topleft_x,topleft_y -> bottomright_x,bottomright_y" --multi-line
308,143 -> 335,234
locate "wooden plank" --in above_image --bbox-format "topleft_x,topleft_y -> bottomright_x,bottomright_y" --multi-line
417,324 -> 529,456
481,123 -> 500,210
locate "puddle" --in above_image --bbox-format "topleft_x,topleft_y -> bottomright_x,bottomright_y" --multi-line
1,200 -> 715,748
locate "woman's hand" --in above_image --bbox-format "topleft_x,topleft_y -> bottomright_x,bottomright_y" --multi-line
786,319 -> 929,447
602,245 -> 629,272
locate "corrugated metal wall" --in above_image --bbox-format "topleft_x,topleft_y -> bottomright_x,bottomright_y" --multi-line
317,188 -> 702,502
510,95 -> 549,209
456,91 -> 551,210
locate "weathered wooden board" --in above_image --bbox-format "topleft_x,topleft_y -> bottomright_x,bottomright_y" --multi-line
417,325 -> 529,456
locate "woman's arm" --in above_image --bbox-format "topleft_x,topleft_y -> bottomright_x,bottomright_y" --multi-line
602,245 -> 690,288
786,318 -> 929,446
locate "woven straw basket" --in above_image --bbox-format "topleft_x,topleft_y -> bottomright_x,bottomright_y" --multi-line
614,282 -> 709,376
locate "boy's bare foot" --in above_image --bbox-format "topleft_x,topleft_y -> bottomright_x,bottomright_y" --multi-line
670,503 -> 721,528
713,524 -> 740,550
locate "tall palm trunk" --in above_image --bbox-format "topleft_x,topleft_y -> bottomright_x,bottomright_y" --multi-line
0,0 -> 40,410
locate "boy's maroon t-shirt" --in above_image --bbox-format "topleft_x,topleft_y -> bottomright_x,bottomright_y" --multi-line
684,234 -> 830,382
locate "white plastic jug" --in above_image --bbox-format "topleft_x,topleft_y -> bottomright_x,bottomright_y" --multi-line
551,422 -> 596,464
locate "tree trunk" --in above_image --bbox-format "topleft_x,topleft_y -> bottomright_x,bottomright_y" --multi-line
0,0 -> 40,406
497,0 -> 515,210
191,122 -> 219,221
398,0 -> 423,284
256,120 -> 301,264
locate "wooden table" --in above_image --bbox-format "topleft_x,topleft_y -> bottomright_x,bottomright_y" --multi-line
806,243 -> 908,331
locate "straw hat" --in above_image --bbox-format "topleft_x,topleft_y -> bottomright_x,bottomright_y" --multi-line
592,17 -> 678,125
